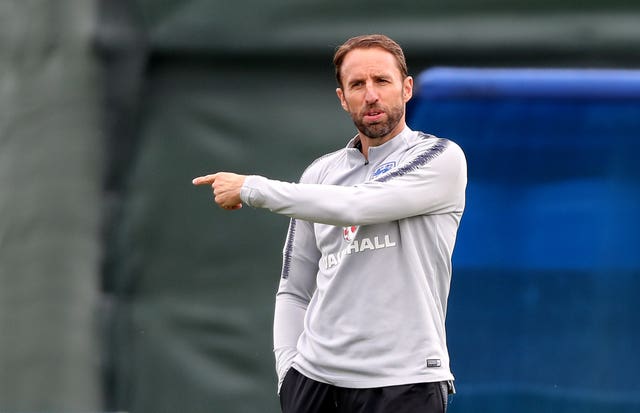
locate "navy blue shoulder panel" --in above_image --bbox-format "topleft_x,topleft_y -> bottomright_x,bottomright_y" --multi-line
374,133 -> 449,183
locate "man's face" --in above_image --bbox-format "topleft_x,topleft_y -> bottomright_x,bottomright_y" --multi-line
336,47 -> 413,141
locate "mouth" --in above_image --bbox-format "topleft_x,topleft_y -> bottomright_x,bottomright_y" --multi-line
363,109 -> 385,123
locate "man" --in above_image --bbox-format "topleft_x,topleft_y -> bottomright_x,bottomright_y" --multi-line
193,34 -> 466,413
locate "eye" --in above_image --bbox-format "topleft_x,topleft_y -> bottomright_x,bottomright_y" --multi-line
350,80 -> 365,89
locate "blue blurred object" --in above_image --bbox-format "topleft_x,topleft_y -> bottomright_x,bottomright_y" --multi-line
407,68 -> 640,412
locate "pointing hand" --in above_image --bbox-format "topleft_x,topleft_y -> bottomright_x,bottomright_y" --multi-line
193,172 -> 246,210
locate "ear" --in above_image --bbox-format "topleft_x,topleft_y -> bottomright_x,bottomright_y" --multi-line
336,88 -> 349,111
402,76 -> 413,102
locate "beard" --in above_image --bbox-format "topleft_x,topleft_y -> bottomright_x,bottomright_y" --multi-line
351,103 -> 404,140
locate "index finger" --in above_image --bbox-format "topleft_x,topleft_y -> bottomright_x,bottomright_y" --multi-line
192,173 -> 217,186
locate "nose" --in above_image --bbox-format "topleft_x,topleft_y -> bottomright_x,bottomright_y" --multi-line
364,82 -> 379,104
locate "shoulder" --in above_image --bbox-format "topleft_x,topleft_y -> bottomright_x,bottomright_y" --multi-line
299,147 -> 347,183
406,131 -> 466,165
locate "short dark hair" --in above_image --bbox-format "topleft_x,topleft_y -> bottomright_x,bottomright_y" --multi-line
333,34 -> 408,88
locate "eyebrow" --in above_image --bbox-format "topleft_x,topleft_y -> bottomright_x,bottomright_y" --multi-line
347,72 -> 393,86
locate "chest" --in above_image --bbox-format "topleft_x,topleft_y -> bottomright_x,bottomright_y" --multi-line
310,154 -> 407,255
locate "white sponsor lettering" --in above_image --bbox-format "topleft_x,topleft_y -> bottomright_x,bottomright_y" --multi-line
324,235 -> 397,269
360,238 -> 374,251
327,254 -> 338,268
345,241 -> 358,254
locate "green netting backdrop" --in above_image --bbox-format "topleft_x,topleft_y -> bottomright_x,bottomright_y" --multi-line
2,0 -> 640,412
0,0 -> 102,411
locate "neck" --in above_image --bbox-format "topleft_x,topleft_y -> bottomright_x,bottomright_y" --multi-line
357,123 -> 406,160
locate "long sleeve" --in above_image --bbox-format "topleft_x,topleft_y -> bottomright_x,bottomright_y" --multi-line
266,131 -> 467,390
272,217 -> 320,388
241,139 -> 466,227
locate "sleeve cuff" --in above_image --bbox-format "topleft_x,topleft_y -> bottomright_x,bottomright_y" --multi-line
240,175 -> 266,207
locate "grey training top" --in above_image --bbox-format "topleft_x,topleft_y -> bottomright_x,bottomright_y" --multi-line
240,127 -> 467,389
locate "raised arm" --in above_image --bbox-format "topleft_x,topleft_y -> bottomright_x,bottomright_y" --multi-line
240,140 -> 466,226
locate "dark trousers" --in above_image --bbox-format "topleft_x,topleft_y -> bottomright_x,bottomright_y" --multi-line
280,368 -> 449,413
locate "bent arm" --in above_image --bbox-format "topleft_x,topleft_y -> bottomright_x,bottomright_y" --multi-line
241,141 -> 466,226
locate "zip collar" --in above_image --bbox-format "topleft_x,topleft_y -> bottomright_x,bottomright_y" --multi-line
346,126 -> 412,167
